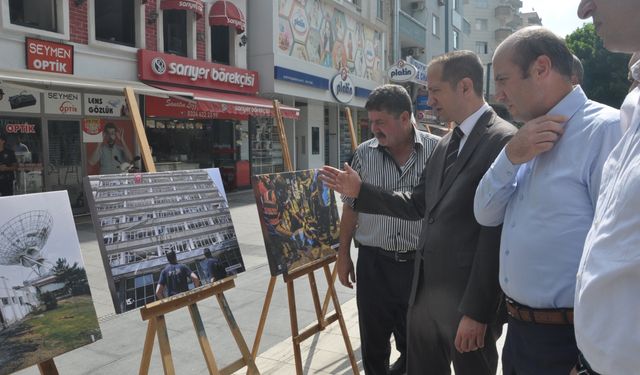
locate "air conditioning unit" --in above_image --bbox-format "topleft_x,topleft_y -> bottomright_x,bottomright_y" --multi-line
410,1 -> 425,11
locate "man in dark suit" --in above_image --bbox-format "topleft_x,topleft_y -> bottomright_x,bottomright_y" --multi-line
321,50 -> 516,375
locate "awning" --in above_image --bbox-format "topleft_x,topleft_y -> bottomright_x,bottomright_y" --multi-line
209,0 -> 245,33
160,0 -> 204,19
0,69 -> 193,97
147,83 -> 300,120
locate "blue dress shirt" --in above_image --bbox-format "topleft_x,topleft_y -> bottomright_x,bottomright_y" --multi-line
474,86 -> 621,309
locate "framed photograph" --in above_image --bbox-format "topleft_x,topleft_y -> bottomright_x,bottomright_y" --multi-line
0,191 -> 101,374
253,169 -> 340,276
84,168 -> 244,314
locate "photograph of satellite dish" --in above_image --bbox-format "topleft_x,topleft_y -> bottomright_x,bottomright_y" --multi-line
0,191 -> 101,375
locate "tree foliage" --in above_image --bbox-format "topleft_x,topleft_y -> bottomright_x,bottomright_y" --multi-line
566,24 -> 631,108
52,258 -> 90,296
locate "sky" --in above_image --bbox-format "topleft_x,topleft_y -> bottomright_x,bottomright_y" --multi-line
521,0 -> 592,38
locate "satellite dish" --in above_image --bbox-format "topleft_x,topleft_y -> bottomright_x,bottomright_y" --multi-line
0,210 -> 54,274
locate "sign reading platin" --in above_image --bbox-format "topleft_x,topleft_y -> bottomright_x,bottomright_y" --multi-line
387,60 -> 417,83
25,37 -> 74,75
330,67 -> 354,104
138,49 -> 260,95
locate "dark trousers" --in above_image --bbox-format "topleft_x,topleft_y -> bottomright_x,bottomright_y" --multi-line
502,317 -> 578,375
357,246 -> 414,375
406,258 -> 501,375
0,180 -> 13,196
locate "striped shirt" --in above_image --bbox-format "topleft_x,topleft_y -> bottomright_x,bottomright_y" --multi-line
343,129 -> 440,252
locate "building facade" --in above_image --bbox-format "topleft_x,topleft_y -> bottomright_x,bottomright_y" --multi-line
463,0 -> 541,100
248,0 -> 390,170
0,0 -> 298,214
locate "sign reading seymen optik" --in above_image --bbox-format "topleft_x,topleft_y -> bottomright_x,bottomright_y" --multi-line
138,50 -> 259,95
26,38 -> 74,75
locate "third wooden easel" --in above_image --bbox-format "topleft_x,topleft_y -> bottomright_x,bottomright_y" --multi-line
250,101 -> 359,374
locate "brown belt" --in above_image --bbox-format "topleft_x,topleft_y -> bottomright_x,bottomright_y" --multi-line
506,298 -> 573,325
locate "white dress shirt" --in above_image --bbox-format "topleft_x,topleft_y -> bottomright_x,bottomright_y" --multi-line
575,61 -> 640,374
456,103 -> 491,153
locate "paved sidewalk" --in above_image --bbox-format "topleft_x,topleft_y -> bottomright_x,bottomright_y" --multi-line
13,190 -> 505,375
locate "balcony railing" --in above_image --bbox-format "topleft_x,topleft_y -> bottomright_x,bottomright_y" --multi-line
399,10 -> 427,47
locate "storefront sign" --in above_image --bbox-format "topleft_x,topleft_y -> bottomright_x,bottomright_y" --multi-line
330,68 -> 354,104
26,38 -> 74,75
416,95 -> 430,110
274,66 -> 328,89
4,122 -> 37,134
0,85 -> 40,113
387,60 -> 417,82
160,0 -> 204,18
138,50 -> 259,95
145,96 -> 298,120
83,94 -> 128,117
406,56 -> 428,86
44,90 -> 81,115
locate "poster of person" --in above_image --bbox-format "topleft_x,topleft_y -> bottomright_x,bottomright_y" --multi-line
253,169 -> 340,277
84,168 -> 245,314
83,119 -> 136,175
0,191 -> 102,375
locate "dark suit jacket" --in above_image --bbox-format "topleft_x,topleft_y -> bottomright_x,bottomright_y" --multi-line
355,110 -> 516,324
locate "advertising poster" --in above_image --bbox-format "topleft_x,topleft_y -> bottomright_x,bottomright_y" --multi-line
83,119 -> 136,175
0,192 -> 102,374
253,169 -> 340,276
84,168 -> 245,314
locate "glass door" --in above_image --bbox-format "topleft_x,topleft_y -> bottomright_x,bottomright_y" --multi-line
45,120 -> 85,214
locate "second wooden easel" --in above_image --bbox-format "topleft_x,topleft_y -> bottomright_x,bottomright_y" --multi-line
124,87 -> 259,375
250,101 -> 359,375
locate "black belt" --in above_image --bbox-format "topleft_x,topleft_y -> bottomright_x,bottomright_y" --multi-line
371,247 -> 415,262
577,351 -> 602,375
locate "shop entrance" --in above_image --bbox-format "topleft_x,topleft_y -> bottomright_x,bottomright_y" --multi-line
45,120 -> 85,214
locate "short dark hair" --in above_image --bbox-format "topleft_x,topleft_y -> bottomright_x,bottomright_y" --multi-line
571,54 -> 584,85
428,50 -> 484,97
203,248 -> 212,258
365,84 -> 413,118
507,27 -> 573,80
166,250 -> 178,265
104,123 -> 117,131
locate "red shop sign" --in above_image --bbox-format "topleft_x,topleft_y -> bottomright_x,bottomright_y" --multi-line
26,37 -> 74,75
138,50 -> 259,95
145,96 -> 299,120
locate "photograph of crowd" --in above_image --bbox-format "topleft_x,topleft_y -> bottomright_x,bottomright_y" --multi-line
253,169 -> 340,276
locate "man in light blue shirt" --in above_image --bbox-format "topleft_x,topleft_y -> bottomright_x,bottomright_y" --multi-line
474,27 -> 621,375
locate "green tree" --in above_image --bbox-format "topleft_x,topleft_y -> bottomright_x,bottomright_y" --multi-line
52,258 -> 90,296
566,24 -> 631,108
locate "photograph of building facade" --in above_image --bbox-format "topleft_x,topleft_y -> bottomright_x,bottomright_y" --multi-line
85,168 -> 244,313
0,191 -> 101,375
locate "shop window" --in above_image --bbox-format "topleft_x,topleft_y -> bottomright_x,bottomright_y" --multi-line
211,25 -> 230,65
163,9 -> 188,57
9,0 -> 57,32
94,0 -> 136,47
0,118 -> 44,195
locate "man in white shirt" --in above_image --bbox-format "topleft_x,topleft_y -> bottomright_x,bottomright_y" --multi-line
573,1 -> 640,374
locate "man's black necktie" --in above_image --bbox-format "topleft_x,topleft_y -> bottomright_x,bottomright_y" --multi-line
442,126 -> 464,183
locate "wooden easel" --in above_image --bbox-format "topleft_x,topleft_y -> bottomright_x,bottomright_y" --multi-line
138,278 -> 259,375
250,101 -> 359,375
123,87 -> 258,375
37,359 -> 58,375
